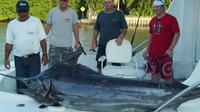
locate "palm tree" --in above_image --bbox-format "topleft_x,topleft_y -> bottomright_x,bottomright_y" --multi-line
114,0 -> 120,10
52,0 -> 57,7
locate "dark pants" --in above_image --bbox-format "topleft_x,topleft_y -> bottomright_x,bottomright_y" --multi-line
96,45 -> 106,69
14,54 -> 41,89
96,45 -> 121,69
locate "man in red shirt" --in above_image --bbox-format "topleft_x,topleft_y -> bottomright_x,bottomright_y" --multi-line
144,0 -> 180,84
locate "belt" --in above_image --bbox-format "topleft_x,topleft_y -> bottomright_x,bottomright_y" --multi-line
50,45 -> 73,50
18,53 -> 39,58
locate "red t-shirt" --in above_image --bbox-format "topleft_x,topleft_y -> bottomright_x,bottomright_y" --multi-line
148,13 -> 180,56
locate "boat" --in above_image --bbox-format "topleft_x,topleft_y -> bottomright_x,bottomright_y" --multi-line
0,0 -> 200,111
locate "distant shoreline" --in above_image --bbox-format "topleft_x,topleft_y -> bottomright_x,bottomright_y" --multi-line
0,16 -> 152,27
79,16 -> 152,27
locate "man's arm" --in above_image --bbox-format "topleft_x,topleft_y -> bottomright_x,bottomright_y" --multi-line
166,32 -> 180,57
4,43 -> 13,69
91,30 -> 99,50
116,28 -> 128,45
168,32 -> 180,50
40,39 -> 48,65
73,23 -> 79,50
121,28 -> 128,37
44,24 -> 52,35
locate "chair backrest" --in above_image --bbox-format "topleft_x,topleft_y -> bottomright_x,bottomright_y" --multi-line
106,39 -> 132,63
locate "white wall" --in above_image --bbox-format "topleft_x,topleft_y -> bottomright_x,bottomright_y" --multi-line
168,0 -> 200,79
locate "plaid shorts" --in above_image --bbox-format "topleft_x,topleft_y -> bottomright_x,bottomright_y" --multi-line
145,54 -> 173,79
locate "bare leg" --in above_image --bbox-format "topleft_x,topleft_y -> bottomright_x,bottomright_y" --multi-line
165,77 -> 173,84
151,74 -> 160,83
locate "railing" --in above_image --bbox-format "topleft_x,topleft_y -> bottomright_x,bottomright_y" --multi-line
154,80 -> 200,112
132,39 -> 149,52
90,16 -> 152,27
126,17 -> 151,27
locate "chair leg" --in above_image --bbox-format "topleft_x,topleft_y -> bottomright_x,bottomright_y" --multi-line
101,61 -> 104,73
98,68 -> 101,74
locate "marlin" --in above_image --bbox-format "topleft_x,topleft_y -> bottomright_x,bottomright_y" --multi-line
1,50 -> 200,112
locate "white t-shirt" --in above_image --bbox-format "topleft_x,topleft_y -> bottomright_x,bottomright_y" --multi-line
6,16 -> 46,57
46,7 -> 78,47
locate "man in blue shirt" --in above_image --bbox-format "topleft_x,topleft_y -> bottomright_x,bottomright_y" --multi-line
91,0 -> 128,73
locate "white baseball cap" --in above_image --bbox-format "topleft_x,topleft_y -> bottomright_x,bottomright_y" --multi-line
153,0 -> 165,6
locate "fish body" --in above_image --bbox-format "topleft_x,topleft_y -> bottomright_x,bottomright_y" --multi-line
1,50 -> 200,112
24,64 -> 200,112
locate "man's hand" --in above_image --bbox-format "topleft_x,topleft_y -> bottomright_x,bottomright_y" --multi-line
91,39 -> 97,50
4,43 -> 13,69
116,34 -> 124,46
91,30 -> 99,50
165,49 -> 173,57
42,55 -> 48,65
4,59 -> 10,69
143,50 -> 149,60
74,42 -> 80,50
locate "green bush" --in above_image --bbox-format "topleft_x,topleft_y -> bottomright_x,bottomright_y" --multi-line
0,0 -> 171,21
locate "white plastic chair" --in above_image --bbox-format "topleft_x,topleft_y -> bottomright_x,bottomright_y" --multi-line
99,39 -> 138,78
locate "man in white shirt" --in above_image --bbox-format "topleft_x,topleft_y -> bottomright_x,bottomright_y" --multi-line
4,0 -> 48,90
45,0 -> 80,66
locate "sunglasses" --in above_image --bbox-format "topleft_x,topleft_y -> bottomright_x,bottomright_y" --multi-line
18,10 -> 29,13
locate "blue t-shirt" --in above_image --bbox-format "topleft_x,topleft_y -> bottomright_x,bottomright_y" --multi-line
93,10 -> 128,46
